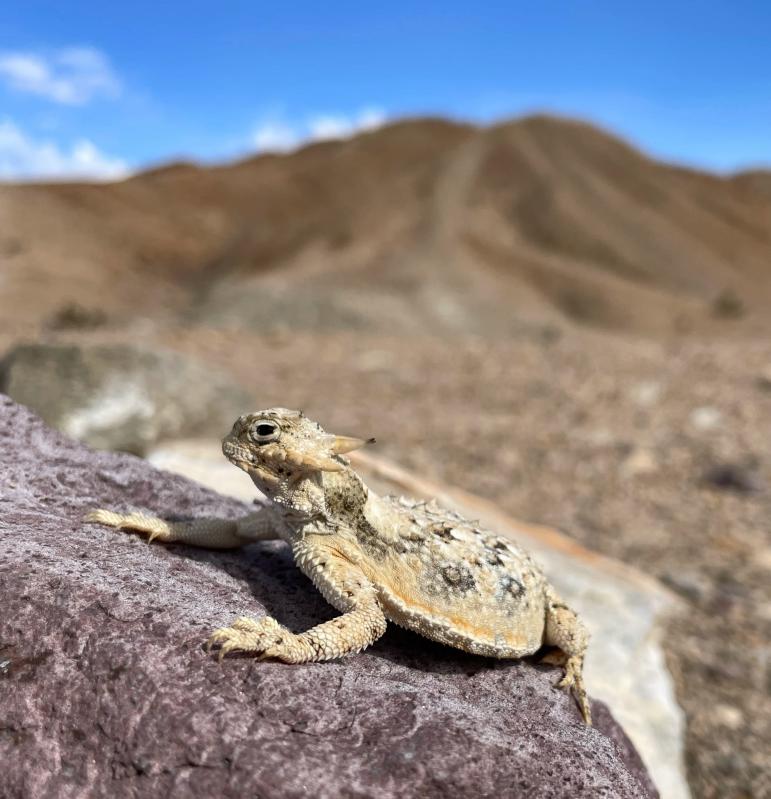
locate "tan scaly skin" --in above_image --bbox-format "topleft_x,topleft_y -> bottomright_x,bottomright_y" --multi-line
85,407 -> 592,724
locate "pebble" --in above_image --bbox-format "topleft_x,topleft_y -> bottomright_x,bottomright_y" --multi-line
630,381 -> 663,407
702,463 -> 760,494
712,704 -> 744,731
690,406 -> 722,431
621,447 -> 658,477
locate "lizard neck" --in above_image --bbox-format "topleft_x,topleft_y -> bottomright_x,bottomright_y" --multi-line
315,467 -> 405,554
261,465 -> 370,528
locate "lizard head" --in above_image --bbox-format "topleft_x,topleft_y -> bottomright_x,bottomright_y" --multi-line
222,407 -> 374,499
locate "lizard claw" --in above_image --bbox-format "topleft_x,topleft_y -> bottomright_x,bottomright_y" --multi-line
230,616 -> 263,632
84,509 -> 122,526
218,640 -> 237,661
206,626 -> 232,651
556,671 -> 574,690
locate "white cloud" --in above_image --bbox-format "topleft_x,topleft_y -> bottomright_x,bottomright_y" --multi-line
307,108 -> 386,141
0,119 -> 129,181
0,47 -> 121,106
252,107 -> 387,153
252,120 -> 301,153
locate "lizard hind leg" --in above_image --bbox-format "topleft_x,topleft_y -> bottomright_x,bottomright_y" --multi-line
543,587 -> 592,725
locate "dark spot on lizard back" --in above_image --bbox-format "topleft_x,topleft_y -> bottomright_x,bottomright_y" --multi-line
484,545 -> 505,567
441,564 -> 477,593
498,575 -> 525,599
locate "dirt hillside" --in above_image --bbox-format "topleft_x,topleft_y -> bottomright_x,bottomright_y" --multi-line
2,115 -> 770,338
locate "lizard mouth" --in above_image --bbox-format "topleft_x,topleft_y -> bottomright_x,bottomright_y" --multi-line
222,438 -> 254,469
222,438 -> 281,488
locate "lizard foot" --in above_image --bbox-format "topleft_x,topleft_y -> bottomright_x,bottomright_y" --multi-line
206,615 -> 287,660
554,655 -> 592,725
84,509 -> 172,543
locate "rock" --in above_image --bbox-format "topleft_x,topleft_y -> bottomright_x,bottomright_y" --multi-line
0,342 -> 251,454
621,448 -> 659,478
688,406 -> 722,431
0,397 -> 657,799
630,381 -> 663,407
712,704 -> 744,731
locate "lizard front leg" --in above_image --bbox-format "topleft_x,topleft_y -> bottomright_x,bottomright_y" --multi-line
207,555 -> 387,661
84,507 -> 279,549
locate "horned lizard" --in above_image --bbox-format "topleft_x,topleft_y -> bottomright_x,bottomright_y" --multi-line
85,408 -> 592,723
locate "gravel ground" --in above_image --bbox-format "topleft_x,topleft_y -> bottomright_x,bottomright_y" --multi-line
153,324 -> 771,799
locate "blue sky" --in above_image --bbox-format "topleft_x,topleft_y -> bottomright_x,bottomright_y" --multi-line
1,2 -> 769,180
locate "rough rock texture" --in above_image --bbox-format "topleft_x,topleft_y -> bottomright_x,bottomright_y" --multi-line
0,397 -> 657,799
0,342 -> 252,454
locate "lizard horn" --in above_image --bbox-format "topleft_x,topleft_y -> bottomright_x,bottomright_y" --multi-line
330,435 -> 376,454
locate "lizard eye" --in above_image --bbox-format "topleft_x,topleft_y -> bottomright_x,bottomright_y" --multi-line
250,421 -> 279,443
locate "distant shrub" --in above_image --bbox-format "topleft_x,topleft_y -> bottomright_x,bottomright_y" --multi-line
46,303 -> 109,331
711,288 -> 745,319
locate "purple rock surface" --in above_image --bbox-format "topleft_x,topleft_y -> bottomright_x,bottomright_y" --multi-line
0,396 -> 657,798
